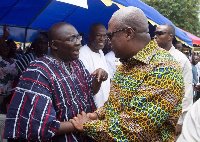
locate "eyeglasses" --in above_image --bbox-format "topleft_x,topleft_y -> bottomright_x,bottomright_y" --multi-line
52,34 -> 82,43
154,31 -> 169,36
106,27 -> 131,40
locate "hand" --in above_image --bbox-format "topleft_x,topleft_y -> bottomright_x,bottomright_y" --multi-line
196,84 -> 200,91
91,68 -> 108,82
175,124 -> 182,136
69,111 -> 90,132
87,112 -> 98,120
3,24 -> 9,38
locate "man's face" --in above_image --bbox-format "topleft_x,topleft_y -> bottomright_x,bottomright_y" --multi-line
193,55 -> 199,65
107,20 -> 128,59
35,36 -> 49,55
89,26 -> 107,52
154,25 -> 171,49
0,43 -> 10,57
53,26 -> 82,62
8,41 -> 17,53
174,43 -> 183,52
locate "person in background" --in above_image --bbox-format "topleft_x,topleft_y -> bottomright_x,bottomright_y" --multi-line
0,42 -> 18,114
0,25 -> 18,114
15,32 -> 49,75
69,6 -> 184,141
16,43 -> 24,55
6,39 -> 23,59
195,53 -> 200,82
177,98 -> 200,142
79,23 -> 110,108
174,41 -> 183,52
155,24 -> 193,136
4,22 -> 108,141
104,43 -> 121,80
192,54 -> 200,102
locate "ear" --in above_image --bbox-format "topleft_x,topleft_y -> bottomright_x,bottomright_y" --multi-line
126,28 -> 135,40
50,40 -> 58,50
168,34 -> 174,41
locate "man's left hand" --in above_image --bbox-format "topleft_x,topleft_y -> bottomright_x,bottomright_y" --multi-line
91,68 -> 108,82
175,124 -> 182,136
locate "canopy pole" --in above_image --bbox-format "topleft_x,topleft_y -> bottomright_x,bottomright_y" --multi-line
23,28 -> 28,51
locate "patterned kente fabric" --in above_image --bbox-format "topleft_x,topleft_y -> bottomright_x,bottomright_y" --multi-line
4,55 -> 96,142
83,40 -> 184,142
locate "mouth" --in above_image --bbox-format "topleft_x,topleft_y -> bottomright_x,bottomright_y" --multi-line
98,42 -> 105,46
73,48 -> 80,55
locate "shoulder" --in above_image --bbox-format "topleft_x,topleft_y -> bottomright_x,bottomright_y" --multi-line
152,47 -> 181,71
80,45 -> 90,52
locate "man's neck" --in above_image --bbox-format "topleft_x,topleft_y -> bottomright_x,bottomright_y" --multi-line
163,43 -> 172,51
87,43 -> 100,53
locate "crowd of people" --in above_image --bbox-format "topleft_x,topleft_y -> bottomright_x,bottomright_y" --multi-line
0,6 -> 199,142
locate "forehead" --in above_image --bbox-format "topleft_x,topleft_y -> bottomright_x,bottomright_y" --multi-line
108,18 -> 118,32
175,43 -> 182,47
92,25 -> 107,34
36,36 -> 48,42
156,25 -> 168,31
56,25 -> 78,38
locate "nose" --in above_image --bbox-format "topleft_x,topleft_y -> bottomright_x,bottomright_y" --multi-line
154,35 -> 158,39
74,38 -> 82,46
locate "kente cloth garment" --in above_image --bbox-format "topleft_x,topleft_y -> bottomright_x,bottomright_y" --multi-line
0,57 -> 18,95
15,52 -> 36,74
79,45 -> 110,108
83,40 -> 184,142
177,98 -> 200,142
169,45 -> 193,125
4,55 -> 97,142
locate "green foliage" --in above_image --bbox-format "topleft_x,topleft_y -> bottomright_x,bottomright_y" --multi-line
141,0 -> 200,37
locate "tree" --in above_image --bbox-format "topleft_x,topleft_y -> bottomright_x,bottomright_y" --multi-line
141,0 -> 200,37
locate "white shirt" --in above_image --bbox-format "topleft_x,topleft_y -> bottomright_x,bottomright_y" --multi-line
79,45 -> 110,108
177,99 -> 200,142
105,51 -> 121,79
169,45 -> 193,125
195,62 -> 200,82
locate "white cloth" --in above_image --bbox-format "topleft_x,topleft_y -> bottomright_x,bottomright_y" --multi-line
195,62 -> 200,82
177,99 -> 200,142
105,51 -> 121,79
79,45 -> 110,108
169,45 -> 193,125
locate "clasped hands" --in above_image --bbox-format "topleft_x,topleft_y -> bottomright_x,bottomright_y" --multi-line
69,111 -> 98,132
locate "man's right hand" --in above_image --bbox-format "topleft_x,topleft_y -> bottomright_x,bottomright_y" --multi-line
87,112 -> 98,120
196,84 -> 200,91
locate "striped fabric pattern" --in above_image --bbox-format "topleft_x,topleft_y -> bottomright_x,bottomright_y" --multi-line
4,55 -> 97,142
15,53 -> 36,74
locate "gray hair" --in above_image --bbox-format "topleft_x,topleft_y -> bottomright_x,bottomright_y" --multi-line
110,6 -> 148,32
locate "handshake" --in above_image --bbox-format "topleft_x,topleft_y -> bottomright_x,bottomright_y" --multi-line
69,111 -> 98,132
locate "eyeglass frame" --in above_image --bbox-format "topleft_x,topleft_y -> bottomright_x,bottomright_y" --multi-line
52,34 -> 82,43
106,27 -> 135,40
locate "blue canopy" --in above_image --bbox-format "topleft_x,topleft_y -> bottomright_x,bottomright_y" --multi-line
0,0 -> 193,47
